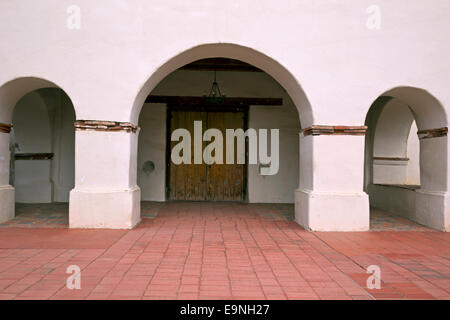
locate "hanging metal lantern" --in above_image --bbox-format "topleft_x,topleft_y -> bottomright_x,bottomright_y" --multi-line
203,70 -> 226,103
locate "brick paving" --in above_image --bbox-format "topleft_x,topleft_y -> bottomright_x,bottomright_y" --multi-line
0,202 -> 448,300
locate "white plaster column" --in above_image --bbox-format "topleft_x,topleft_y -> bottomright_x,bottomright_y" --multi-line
0,123 -> 15,223
295,126 -> 370,231
69,121 -> 140,229
415,129 -> 449,231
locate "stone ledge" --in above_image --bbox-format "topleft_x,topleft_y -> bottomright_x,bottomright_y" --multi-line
303,125 -> 367,136
373,156 -> 409,161
0,123 -> 13,133
417,127 -> 448,140
15,153 -> 54,160
373,157 -> 409,166
74,120 -> 139,133
372,183 -> 420,191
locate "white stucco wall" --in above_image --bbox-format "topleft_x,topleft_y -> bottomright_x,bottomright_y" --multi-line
1,1 -> 449,126
137,70 -> 300,203
248,105 -> 299,203
406,121 -> 420,185
372,99 -> 420,185
137,103 -> 166,201
45,89 -> 76,202
373,99 -> 414,158
12,92 -> 53,203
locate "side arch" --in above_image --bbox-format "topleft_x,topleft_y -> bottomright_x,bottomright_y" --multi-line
0,76 -> 77,224
364,86 -> 449,231
0,77 -> 77,122
372,86 -> 447,131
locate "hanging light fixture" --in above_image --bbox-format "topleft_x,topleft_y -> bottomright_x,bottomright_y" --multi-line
203,70 -> 226,103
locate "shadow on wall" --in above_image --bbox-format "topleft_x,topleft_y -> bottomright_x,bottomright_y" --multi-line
11,88 -> 75,204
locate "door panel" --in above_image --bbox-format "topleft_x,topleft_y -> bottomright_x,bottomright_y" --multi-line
206,111 -> 244,201
168,108 -> 245,201
169,110 -> 207,201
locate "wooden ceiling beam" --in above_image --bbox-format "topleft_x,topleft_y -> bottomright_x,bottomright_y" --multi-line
145,95 -> 282,106
178,58 -> 262,72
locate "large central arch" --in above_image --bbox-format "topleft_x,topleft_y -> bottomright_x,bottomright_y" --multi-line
125,43 -> 315,228
130,43 -> 314,128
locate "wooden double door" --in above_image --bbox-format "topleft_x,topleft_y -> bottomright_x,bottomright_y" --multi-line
167,106 -> 247,201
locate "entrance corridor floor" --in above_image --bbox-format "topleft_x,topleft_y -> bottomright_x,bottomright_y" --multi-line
0,202 -> 448,299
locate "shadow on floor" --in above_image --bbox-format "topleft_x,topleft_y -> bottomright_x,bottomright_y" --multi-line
0,202 -> 436,232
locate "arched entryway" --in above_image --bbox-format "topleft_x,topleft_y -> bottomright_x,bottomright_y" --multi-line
365,87 -> 449,231
134,44 -> 308,220
0,78 -> 76,227
137,57 -> 301,216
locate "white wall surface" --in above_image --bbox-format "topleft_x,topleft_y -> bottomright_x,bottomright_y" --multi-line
248,105 -> 299,203
12,92 -> 53,203
372,99 -> 420,185
138,103 -> 166,201
373,99 -> 414,157
0,1 -> 449,127
406,121 -> 420,185
44,89 -> 76,202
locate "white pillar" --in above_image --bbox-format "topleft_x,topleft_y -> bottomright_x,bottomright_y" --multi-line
415,130 -> 449,231
0,124 -> 14,223
69,121 -> 141,229
295,126 -> 370,231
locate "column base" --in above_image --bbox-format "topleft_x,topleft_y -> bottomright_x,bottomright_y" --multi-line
295,189 -> 369,231
0,185 -> 14,223
69,186 -> 141,229
415,190 -> 449,231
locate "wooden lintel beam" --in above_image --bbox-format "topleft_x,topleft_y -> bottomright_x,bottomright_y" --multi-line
145,95 -> 282,106
373,157 -> 409,161
179,64 -> 262,72
15,153 -> 54,160
179,58 -> 262,72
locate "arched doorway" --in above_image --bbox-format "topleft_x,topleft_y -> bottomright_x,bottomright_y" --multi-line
365,87 -> 449,231
132,44 -> 311,222
137,58 -> 300,206
0,78 -> 76,227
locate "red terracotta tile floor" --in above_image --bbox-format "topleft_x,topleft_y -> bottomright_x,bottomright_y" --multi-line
0,202 -> 448,300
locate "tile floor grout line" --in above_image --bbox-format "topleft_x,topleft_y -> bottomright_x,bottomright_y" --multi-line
232,204 -> 269,300
103,227 -> 156,300
296,231 -> 378,300
141,218 -> 181,300
8,248 -> 77,299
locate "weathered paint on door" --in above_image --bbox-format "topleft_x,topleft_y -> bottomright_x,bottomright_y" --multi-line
168,109 -> 245,201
